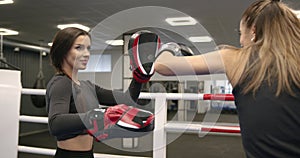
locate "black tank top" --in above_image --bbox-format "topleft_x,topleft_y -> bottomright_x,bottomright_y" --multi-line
232,82 -> 300,158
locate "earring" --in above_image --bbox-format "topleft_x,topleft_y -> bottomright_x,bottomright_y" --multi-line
251,37 -> 255,42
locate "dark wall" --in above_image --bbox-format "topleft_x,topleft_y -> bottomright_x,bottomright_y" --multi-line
2,45 -> 55,134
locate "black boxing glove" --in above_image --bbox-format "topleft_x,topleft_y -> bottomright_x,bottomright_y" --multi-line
86,104 -> 154,142
86,108 -> 106,140
157,42 -> 194,57
128,30 -> 161,83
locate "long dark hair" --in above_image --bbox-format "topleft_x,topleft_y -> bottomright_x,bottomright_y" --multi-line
50,27 -> 90,73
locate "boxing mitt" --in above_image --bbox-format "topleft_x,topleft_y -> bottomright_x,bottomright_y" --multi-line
86,104 -> 154,141
128,30 -> 161,83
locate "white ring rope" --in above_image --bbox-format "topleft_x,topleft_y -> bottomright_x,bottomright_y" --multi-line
21,88 -> 234,101
19,115 -> 48,124
20,88 -> 239,133
139,92 -> 205,100
19,115 -> 241,134
21,88 -> 46,95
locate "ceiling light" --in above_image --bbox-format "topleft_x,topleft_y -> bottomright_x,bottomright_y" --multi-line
57,24 -> 90,32
0,28 -> 19,35
105,40 -> 124,46
0,0 -> 13,5
42,51 -> 47,56
165,17 -> 197,26
292,10 -> 300,19
188,36 -> 213,43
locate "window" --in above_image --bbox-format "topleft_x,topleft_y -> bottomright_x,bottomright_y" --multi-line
79,54 -> 111,72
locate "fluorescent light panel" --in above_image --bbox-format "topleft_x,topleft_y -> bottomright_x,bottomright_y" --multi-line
50,39 -> 124,47
105,40 -> 124,46
165,17 -> 197,26
0,0 -> 13,4
57,24 -> 90,32
293,10 -> 300,19
188,36 -> 213,43
0,28 -> 19,35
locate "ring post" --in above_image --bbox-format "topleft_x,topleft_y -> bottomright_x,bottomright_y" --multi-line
0,69 -> 22,158
153,93 -> 167,158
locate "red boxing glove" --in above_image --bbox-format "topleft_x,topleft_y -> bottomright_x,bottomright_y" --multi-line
87,104 -> 154,141
128,30 -> 161,83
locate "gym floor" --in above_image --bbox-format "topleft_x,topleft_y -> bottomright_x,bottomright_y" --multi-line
18,111 -> 246,158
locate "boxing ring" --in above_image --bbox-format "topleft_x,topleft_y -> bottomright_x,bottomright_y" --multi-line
1,69 -> 240,158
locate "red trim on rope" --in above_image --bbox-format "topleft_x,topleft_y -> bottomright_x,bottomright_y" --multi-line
202,126 -> 240,133
203,94 -> 235,101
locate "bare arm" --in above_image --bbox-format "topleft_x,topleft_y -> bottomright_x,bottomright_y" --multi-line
155,50 -> 227,76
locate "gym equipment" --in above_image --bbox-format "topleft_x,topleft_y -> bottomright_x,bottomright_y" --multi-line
30,47 -> 46,108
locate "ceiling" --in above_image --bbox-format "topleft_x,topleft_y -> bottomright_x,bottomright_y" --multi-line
1,0 -> 300,52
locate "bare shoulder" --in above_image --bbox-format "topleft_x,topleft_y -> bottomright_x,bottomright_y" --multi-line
219,47 -> 240,67
219,47 -> 242,85
219,47 -> 239,58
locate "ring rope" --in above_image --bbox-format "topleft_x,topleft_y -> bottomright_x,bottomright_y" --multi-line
22,88 -> 235,101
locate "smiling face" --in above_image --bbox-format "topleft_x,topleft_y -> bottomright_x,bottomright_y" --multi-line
63,35 -> 91,72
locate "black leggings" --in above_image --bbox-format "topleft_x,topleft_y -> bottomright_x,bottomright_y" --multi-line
54,147 -> 94,158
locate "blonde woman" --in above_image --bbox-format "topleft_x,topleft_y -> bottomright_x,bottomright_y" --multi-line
155,0 -> 300,157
